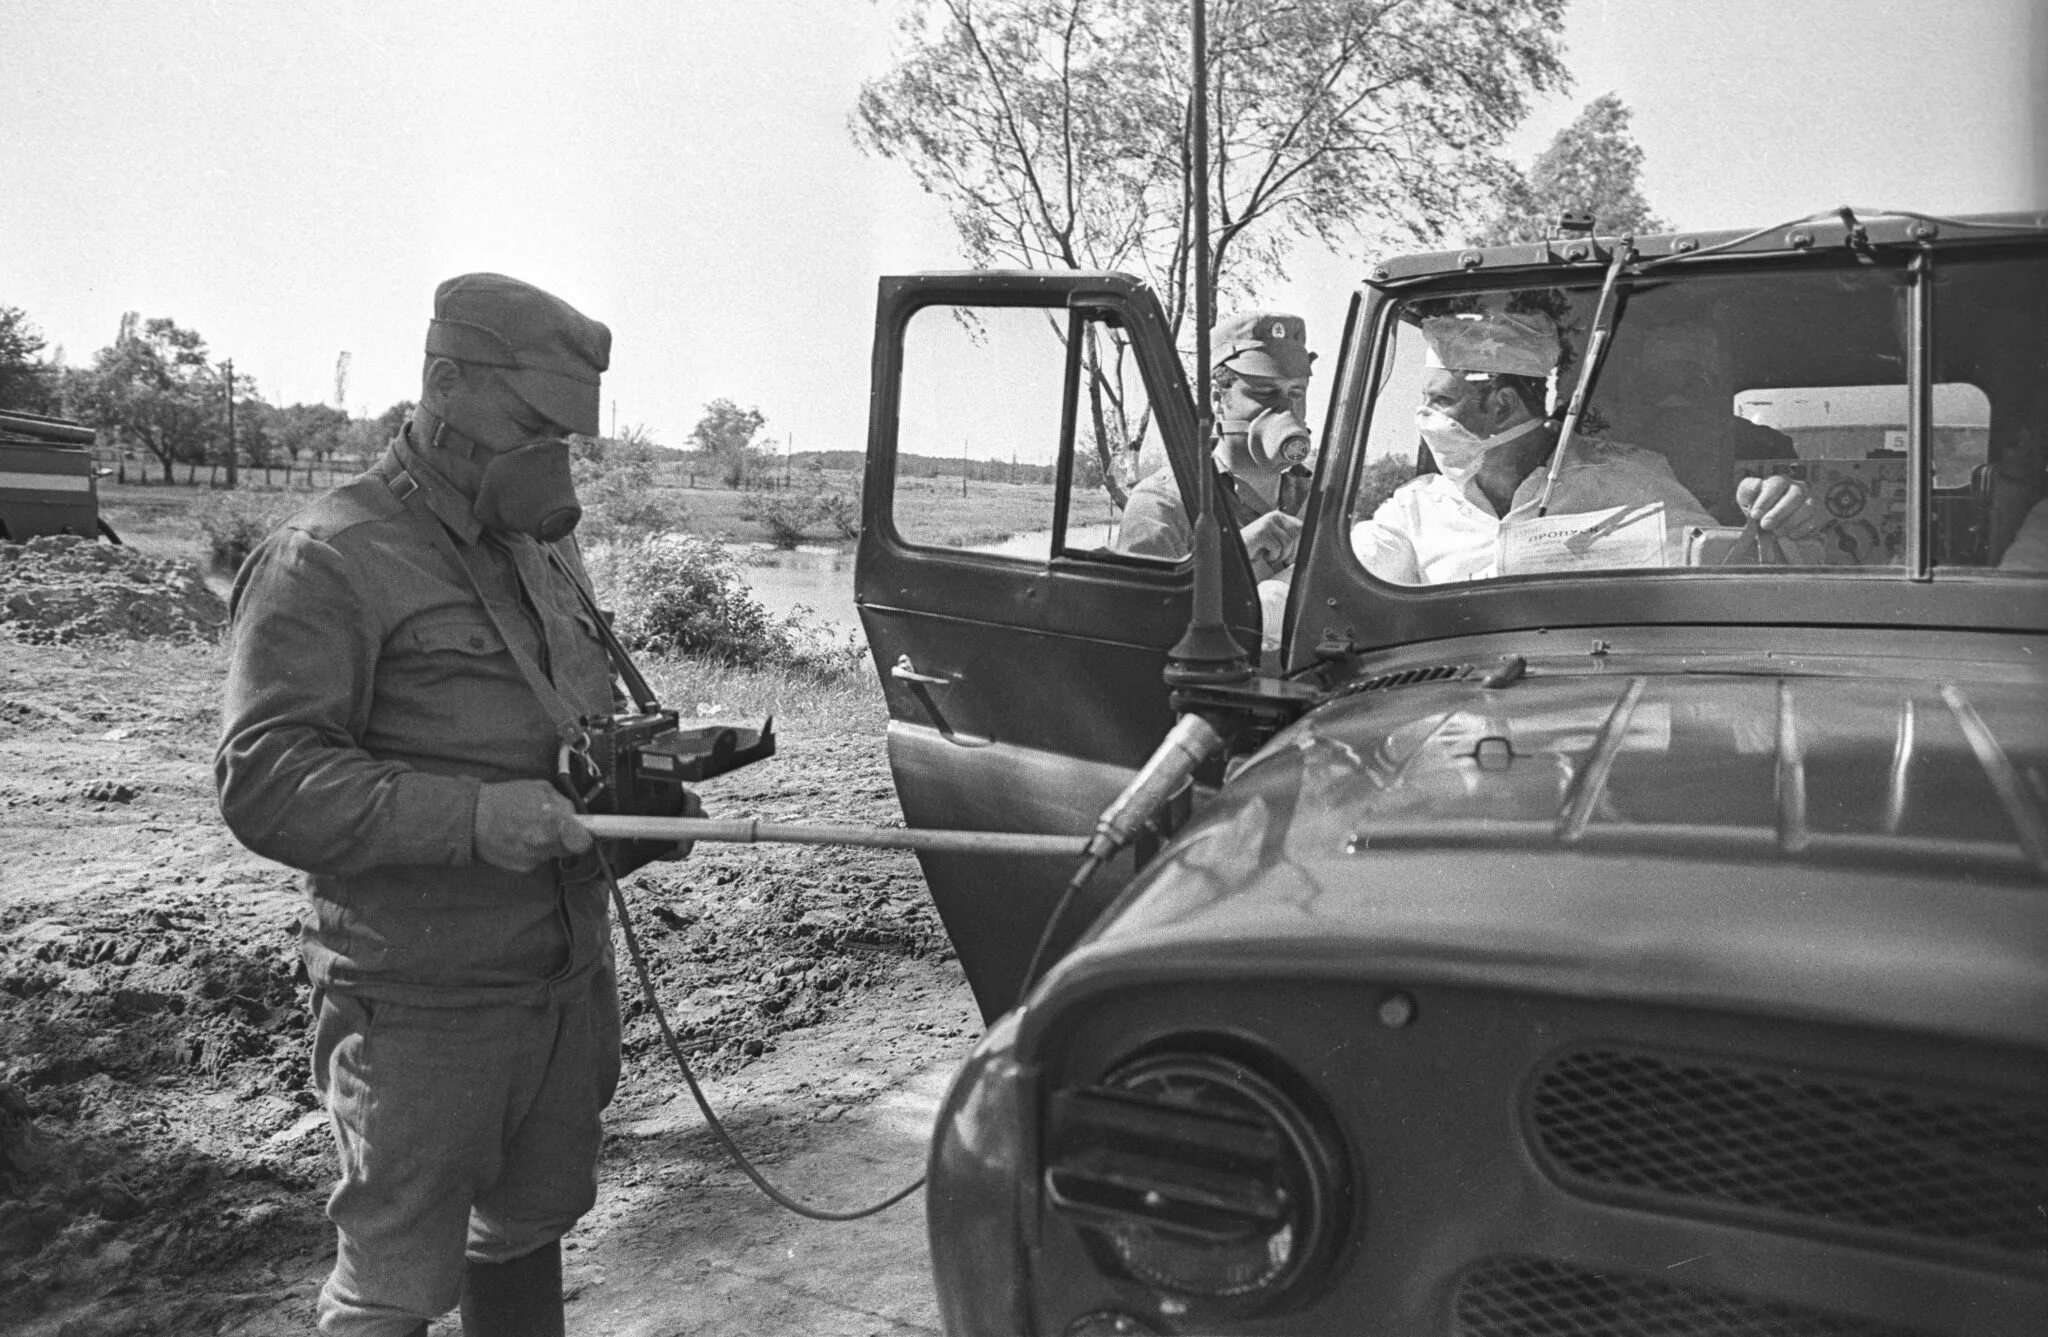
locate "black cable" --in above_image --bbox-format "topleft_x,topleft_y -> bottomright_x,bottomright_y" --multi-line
595,841 -> 926,1222
1871,207 -> 2047,232
1014,853 -> 1104,1006
1634,210 -> 1831,270
1636,206 -> 2045,273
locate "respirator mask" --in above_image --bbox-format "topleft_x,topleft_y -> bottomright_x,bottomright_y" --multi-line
1222,407 -> 1313,469
432,418 -> 583,543
1415,408 -> 1543,485
476,438 -> 582,542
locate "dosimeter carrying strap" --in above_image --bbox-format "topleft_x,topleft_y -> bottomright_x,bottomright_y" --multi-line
388,468 -> 607,743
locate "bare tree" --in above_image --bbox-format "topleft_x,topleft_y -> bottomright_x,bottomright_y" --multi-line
855,0 -> 1568,495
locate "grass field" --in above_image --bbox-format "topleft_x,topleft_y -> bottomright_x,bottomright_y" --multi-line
96,457 -> 1130,572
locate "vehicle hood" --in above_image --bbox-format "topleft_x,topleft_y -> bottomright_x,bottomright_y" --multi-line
1042,667 -> 2048,1049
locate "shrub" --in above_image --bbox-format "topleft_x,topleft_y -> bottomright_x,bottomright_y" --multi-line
738,488 -> 820,548
740,481 -> 860,547
571,451 -> 684,546
196,489 -> 302,571
815,490 -> 860,539
609,535 -> 864,678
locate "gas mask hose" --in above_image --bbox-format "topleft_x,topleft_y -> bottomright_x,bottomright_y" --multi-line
1015,713 -> 1225,1003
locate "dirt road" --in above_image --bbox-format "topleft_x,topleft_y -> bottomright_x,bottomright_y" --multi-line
1,629 -> 977,1336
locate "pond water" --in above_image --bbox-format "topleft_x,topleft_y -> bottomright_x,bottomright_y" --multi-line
735,544 -> 861,629
729,524 -> 1112,633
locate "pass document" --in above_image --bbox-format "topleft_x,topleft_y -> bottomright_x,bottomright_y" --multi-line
1497,501 -> 1667,576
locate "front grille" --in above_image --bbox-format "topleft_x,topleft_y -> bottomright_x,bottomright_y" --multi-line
1453,1256 -> 1924,1337
1529,1049 -> 2048,1262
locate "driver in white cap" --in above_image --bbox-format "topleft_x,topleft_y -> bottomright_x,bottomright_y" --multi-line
1352,309 -> 1824,584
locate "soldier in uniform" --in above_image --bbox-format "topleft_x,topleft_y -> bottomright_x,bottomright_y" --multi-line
217,274 -> 644,1337
1117,311 -> 1317,583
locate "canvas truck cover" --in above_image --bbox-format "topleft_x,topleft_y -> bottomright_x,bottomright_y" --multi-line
0,410 -> 101,541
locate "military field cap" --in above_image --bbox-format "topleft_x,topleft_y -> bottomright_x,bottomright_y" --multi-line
425,273 -> 611,436
1422,310 -> 1559,378
1214,311 -> 1314,380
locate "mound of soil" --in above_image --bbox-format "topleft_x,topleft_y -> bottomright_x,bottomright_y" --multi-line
0,536 -> 227,645
0,899 -> 329,1329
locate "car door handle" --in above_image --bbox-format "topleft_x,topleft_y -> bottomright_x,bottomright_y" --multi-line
891,654 -> 955,686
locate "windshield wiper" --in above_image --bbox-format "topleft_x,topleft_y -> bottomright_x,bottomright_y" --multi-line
1536,236 -> 1634,516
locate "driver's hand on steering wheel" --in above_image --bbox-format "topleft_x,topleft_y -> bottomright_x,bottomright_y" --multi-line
1735,475 -> 1829,541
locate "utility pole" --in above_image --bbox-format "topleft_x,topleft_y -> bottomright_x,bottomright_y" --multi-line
611,398 -> 617,439
224,358 -> 238,487
785,432 -> 792,488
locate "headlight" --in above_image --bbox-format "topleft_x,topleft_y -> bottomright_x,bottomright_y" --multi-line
1043,1044 -> 1350,1315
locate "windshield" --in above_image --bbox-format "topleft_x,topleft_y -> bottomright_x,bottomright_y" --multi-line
1346,253 -> 2044,584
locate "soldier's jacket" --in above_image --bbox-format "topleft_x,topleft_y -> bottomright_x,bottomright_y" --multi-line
1116,462 -> 1312,561
215,431 -> 618,1007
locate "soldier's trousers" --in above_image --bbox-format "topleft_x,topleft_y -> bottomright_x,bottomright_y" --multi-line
309,968 -> 621,1336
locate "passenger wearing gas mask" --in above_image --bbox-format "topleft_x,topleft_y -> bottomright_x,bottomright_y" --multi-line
1117,311 -> 1316,582
218,274 -> 645,1337
1351,309 -> 1825,585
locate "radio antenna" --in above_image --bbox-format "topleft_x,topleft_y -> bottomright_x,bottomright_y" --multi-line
1164,0 -> 1252,687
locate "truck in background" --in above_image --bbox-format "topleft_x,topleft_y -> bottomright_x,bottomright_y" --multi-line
0,409 -> 115,543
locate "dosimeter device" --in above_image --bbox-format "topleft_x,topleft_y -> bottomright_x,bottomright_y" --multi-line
533,549 -> 777,875
559,709 -> 776,875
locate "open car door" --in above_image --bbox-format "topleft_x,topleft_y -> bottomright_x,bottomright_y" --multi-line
855,272 -> 1260,1018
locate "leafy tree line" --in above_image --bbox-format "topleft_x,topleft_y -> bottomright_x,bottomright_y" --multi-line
0,305 -> 415,482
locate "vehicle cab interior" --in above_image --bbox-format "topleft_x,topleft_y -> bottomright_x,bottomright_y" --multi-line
1345,250 -> 2048,579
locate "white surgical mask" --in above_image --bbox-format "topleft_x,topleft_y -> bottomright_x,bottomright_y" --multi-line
1415,408 -> 1543,485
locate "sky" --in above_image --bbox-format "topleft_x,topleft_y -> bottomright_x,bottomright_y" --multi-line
4,0 -> 2043,455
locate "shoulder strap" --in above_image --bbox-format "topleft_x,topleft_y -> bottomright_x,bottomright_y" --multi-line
539,545 -> 660,715
383,469 -> 589,743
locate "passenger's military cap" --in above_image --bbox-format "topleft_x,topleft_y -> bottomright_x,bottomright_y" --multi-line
424,273 -> 611,436
1422,310 -> 1558,379
1214,311 -> 1314,380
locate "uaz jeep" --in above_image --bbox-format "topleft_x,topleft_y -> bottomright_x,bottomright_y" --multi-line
853,211 -> 2046,1336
